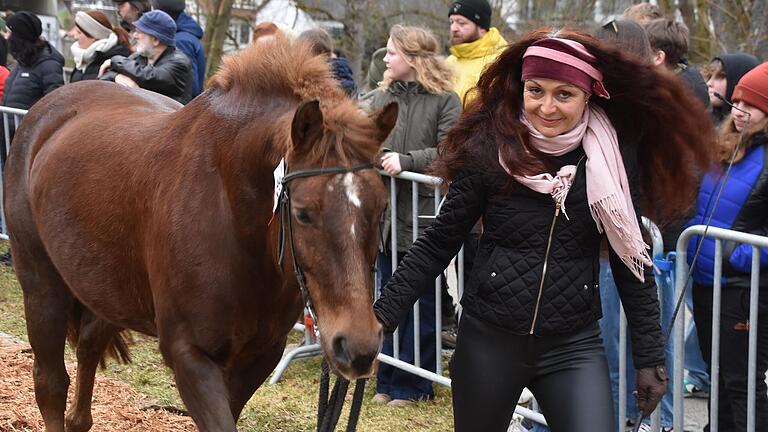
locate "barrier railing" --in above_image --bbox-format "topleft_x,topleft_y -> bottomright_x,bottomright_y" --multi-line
0,106 -> 28,240
673,225 -> 768,432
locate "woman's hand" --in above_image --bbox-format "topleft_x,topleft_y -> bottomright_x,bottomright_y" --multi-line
635,366 -> 668,416
115,74 -> 139,88
98,59 -> 112,77
380,152 -> 403,176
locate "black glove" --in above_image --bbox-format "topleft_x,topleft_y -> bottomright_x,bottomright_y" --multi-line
635,365 -> 668,416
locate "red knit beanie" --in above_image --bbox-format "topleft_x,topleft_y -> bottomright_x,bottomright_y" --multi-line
732,62 -> 768,115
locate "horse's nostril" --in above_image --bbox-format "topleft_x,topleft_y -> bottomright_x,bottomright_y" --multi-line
332,336 -> 351,366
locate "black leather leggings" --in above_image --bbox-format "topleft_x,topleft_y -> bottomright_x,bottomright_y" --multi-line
450,314 -> 615,432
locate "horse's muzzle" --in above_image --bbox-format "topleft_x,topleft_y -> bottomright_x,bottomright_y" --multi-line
329,328 -> 383,379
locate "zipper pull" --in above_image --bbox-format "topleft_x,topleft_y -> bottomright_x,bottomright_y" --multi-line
555,202 -> 561,217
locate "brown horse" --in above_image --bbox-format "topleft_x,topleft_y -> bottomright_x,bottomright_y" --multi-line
3,38 -> 397,432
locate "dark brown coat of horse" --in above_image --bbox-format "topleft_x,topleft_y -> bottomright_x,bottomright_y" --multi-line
3,38 -> 397,431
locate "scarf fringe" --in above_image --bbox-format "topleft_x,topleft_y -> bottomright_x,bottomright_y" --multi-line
590,193 -> 652,282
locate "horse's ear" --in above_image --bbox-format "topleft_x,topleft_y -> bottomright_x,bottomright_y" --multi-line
372,102 -> 398,144
291,100 -> 324,154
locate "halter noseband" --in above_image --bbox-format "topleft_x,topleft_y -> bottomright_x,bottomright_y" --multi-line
277,162 -> 375,329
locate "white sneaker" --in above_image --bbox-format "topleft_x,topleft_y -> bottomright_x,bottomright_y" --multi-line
637,424 -> 672,432
518,387 -> 533,404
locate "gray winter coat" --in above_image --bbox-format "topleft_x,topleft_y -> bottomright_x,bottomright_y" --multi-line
361,81 -> 461,251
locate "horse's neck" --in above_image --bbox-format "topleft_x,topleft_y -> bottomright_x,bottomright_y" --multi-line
191,94 -> 294,248
198,94 -> 291,172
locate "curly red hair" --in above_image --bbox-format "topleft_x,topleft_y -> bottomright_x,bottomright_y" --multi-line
433,28 -> 715,225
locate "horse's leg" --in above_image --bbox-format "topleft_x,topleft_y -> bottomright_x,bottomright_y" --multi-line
65,308 -> 122,432
162,339 -> 237,431
227,342 -> 286,420
15,252 -> 73,432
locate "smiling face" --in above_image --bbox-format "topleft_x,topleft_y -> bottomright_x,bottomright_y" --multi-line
68,26 -> 96,49
523,78 -> 590,137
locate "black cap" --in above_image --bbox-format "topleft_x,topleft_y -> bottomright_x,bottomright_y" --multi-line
151,0 -> 186,14
7,11 -> 42,42
449,0 -> 492,30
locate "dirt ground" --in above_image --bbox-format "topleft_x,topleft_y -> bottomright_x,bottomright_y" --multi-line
0,337 -> 195,432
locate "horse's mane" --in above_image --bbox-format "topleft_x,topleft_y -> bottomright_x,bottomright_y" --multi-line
208,38 -> 382,166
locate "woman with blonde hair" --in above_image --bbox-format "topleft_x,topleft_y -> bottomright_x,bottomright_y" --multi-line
361,24 -> 461,406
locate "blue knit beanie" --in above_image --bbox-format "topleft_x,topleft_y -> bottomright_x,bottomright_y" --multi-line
133,10 -> 176,46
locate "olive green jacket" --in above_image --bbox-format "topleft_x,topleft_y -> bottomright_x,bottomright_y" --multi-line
360,81 -> 461,251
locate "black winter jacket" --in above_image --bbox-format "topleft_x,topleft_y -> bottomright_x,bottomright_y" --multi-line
3,43 -> 64,110
373,145 -> 665,369
70,44 -> 132,83
101,46 -> 193,104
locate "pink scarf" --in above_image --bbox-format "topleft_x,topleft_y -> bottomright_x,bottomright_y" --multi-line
500,105 -> 651,282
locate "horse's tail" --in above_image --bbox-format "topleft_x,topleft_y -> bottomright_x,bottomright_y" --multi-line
67,300 -> 132,368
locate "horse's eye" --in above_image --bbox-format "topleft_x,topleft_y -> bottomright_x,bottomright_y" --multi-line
294,208 -> 312,225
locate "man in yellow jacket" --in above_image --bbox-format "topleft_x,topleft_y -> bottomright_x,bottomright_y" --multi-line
446,0 -> 507,104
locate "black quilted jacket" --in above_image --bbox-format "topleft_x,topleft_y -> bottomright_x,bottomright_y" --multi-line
373,145 -> 665,369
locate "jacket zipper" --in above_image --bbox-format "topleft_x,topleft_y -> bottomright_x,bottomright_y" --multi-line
529,200 -> 561,335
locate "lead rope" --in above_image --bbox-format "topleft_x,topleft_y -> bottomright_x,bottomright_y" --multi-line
316,358 -> 367,432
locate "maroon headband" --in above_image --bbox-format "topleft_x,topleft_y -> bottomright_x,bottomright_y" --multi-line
521,38 -> 610,99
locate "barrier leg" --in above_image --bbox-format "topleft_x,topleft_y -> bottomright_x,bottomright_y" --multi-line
269,343 -> 323,384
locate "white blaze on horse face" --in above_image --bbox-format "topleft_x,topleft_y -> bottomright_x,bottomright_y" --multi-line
343,173 -> 362,208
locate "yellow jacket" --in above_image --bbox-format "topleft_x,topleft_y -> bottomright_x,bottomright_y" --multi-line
446,27 -> 508,105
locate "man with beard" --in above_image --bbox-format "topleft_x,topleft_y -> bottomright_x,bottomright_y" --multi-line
99,10 -> 193,104
151,0 -> 207,97
446,0 -> 507,105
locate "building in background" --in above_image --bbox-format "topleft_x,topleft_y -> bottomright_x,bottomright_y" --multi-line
0,0 -> 64,52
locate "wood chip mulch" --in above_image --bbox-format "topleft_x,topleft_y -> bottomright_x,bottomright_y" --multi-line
0,343 -> 196,431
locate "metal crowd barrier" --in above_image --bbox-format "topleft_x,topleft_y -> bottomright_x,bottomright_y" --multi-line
0,106 -> 28,240
673,225 -> 768,432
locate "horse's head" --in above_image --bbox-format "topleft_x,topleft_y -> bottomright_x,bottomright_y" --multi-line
285,100 -> 398,379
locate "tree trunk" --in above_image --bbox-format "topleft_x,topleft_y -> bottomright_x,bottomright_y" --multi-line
342,0 -> 368,82
748,0 -> 768,59
202,0 -> 236,79
687,0 -> 714,63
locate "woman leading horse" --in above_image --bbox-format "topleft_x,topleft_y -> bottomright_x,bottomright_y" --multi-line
4,37 -> 396,432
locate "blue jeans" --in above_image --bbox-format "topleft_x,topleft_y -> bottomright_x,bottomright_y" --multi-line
599,256 -> 675,429
376,251 -> 436,400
